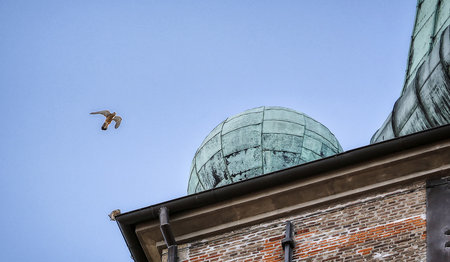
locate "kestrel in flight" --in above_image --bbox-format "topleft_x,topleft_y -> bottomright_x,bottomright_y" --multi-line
90,110 -> 122,130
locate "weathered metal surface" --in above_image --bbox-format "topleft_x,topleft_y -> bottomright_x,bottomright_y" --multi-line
426,177 -> 450,262
405,0 -> 450,88
372,24 -> 450,143
188,106 -> 343,194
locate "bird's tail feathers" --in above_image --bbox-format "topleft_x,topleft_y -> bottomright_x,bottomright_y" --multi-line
102,123 -> 108,130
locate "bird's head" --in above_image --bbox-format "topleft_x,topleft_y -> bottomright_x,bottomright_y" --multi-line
112,112 -> 116,116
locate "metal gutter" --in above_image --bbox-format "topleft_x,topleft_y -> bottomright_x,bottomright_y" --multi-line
115,123 -> 450,262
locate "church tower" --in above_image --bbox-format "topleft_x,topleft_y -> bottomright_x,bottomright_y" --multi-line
115,2 -> 450,261
372,0 -> 450,143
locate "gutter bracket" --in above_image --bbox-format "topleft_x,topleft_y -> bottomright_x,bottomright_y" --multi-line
159,207 -> 178,262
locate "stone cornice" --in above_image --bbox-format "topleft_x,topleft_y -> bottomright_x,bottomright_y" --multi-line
134,138 -> 450,261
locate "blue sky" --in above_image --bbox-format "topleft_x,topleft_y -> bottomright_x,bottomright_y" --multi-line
0,1 -> 416,261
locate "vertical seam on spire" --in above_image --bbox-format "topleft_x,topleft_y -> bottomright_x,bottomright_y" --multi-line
403,0 -> 424,92
438,28 -> 450,87
429,0 -> 442,53
391,97 -> 400,138
219,119 -> 232,183
413,62 -> 433,127
193,162 -> 205,193
299,114 -> 307,161
260,106 -> 266,174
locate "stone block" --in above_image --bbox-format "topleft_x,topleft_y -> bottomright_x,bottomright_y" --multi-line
303,135 -> 323,155
199,121 -> 224,149
222,125 -> 261,156
197,151 -> 228,189
262,133 -> 303,153
263,108 -> 304,123
225,147 -> 262,176
301,148 -> 321,162
321,144 -> 337,157
305,129 -> 338,152
195,133 -> 222,170
262,120 -> 304,136
263,151 -> 303,174
187,168 -> 199,194
231,167 -> 263,182
304,116 -> 334,142
419,64 -> 450,126
222,112 -> 263,134
398,107 -> 431,136
226,107 -> 264,122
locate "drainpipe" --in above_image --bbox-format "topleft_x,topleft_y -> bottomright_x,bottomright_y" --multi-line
159,207 -> 178,262
281,221 -> 295,262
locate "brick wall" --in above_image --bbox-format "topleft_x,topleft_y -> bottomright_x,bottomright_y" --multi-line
163,181 -> 427,262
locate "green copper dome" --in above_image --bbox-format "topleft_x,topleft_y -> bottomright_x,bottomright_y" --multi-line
187,106 -> 343,194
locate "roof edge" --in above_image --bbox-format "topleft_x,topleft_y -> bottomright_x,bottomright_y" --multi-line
116,123 -> 450,262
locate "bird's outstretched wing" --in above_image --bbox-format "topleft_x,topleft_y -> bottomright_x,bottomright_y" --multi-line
90,110 -> 111,117
113,116 -> 122,129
